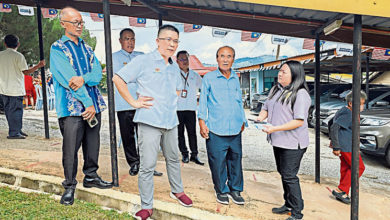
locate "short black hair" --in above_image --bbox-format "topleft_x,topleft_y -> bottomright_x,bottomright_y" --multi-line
216,46 -> 235,59
176,50 -> 189,58
120,28 -> 135,38
157,24 -> 179,37
4,34 -> 19,48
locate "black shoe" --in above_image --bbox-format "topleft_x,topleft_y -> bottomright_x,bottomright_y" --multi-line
7,135 -> 25,139
129,164 -> 139,176
20,131 -> 28,137
215,192 -> 229,205
83,176 -> 113,189
153,170 -> 163,176
332,190 -> 351,204
182,155 -> 189,163
60,188 -> 75,205
190,156 -> 204,165
286,216 -> 302,220
272,205 -> 292,214
227,191 -> 245,205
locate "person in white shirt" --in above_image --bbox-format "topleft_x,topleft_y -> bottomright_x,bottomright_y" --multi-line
176,50 -> 204,165
0,34 -> 45,139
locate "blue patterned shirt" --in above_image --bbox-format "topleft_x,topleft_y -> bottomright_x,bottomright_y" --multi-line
50,35 -> 106,118
198,69 -> 247,136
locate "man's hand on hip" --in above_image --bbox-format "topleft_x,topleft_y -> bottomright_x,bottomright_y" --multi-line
82,105 -> 96,121
69,76 -> 85,91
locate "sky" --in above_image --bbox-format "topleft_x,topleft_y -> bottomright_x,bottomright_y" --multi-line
81,13 -> 340,65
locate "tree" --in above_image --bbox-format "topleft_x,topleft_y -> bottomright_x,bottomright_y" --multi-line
0,5 -> 96,68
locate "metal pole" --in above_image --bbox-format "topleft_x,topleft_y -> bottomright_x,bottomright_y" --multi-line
158,13 -> 163,27
103,0 -> 119,187
365,53 -> 370,109
351,14 -> 362,220
314,33 -> 321,183
275,44 -> 281,60
35,1 -> 50,139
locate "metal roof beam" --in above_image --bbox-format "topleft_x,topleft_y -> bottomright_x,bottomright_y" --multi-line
136,0 -> 167,16
315,13 -> 351,35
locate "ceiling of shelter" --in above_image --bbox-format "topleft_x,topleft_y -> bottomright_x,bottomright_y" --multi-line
4,0 -> 390,47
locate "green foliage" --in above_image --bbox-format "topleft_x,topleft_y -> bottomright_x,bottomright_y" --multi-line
0,187 -> 134,219
0,5 -> 96,67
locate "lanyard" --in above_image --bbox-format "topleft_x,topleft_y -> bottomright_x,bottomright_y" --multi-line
181,71 -> 189,89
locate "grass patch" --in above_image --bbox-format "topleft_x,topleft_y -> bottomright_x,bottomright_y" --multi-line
0,187 -> 134,219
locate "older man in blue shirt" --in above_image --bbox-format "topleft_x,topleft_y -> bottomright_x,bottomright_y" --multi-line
50,7 -> 112,206
198,46 -> 247,206
113,25 -> 193,220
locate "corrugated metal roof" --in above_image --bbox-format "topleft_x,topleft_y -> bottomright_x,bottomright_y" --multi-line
4,0 -> 390,47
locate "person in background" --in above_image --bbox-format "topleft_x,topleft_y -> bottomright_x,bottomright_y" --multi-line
176,50 -> 204,165
198,46 -> 247,206
24,72 -> 36,109
0,34 -> 45,139
50,7 -> 112,206
329,91 -> 366,204
257,60 -> 311,220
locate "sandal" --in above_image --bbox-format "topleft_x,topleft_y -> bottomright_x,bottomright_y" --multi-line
332,190 -> 351,204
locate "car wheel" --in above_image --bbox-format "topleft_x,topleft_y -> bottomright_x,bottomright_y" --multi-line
308,107 -> 314,128
385,146 -> 390,168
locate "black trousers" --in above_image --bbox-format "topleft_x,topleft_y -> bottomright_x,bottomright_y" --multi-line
117,110 -> 139,167
177,111 -> 198,157
58,113 -> 101,189
1,95 -> 23,136
273,146 -> 306,219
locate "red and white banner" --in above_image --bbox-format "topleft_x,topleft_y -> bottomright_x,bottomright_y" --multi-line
371,47 -> 390,60
90,13 -> 104,22
241,31 -> 261,42
41,8 -> 58,18
0,3 -> 12,13
129,17 -> 146,27
184,24 -> 202,32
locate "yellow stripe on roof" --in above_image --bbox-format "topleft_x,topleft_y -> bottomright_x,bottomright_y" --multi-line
230,0 -> 390,18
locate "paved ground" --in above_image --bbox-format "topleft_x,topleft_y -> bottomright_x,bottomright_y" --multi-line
0,107 -> 389,219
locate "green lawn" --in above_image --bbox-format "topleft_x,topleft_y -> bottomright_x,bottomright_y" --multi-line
0,187 -> 134,219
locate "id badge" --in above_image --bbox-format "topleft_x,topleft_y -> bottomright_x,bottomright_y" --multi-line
181,90 -> 188,98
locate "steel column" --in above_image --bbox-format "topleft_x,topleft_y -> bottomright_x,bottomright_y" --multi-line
351,14 -> 362,220
365,53 -> 370,109
102,0 -> 119,187
314,33 -> 321,183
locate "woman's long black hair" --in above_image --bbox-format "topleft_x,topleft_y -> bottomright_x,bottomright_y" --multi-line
268,60 -> 309,109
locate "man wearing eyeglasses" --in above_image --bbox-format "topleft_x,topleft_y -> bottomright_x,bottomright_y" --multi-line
175,50 -> 203,165
113,24 -> 193,220
112,28 -> 163,177
50,7 -> 112,206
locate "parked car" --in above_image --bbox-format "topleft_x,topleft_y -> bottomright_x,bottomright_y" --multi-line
313,87 -> 390,134
326,108 -> 390,167
250,90 -> 269,115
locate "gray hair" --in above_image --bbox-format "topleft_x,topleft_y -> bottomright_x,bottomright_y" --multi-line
216,46 -> 235,59
59,7 -> 77,20
345,90 -> 367,103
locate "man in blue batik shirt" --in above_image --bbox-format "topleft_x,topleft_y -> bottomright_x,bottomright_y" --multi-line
198,46 -> 247,206
50,7 -> 112,206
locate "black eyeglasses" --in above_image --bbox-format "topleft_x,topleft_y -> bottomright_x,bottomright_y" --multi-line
158,37 -> 180,44
61,20 -> 85,27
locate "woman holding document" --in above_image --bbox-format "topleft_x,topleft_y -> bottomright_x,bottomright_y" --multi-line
256,60 -> 311,220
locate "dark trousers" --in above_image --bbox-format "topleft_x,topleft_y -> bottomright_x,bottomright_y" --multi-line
117,110 -> 139,167
1,95 -> 23,136
0,95 -> 4,111
58,113 -> 101,189
177,111 -> 198,157
273,146 -> 306,219
206,132 -> 243,194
